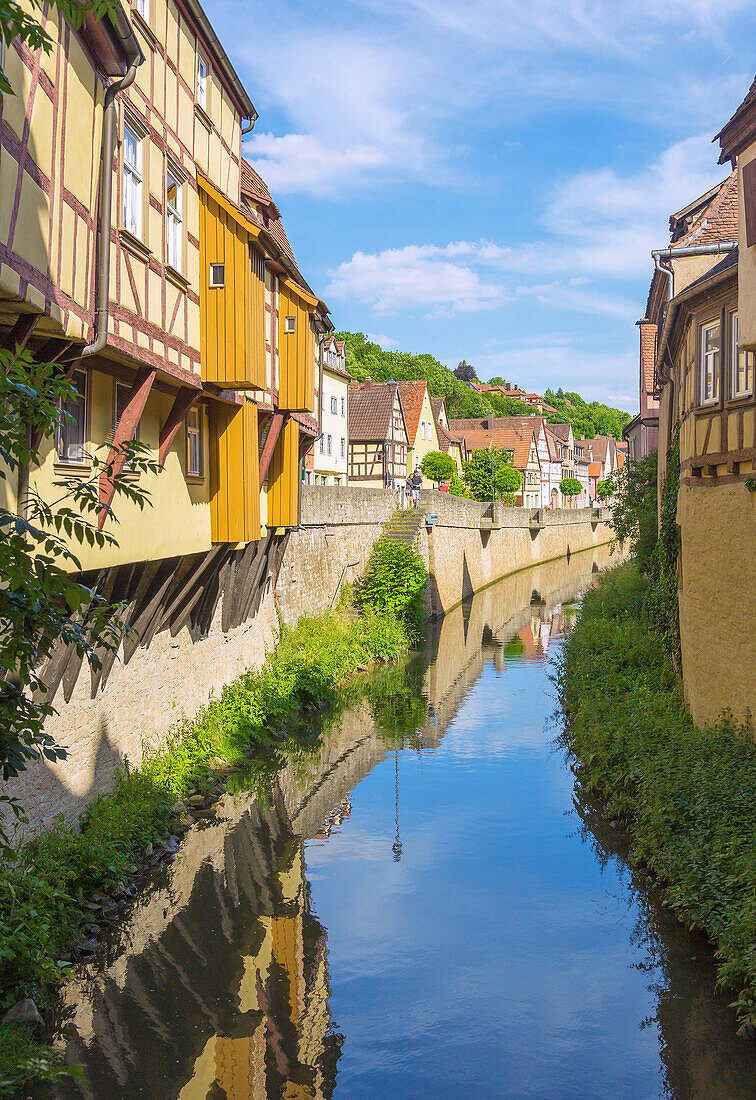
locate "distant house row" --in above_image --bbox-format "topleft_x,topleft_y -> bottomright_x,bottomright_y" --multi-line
467,381 -> 559,415
448,416 -> 624,508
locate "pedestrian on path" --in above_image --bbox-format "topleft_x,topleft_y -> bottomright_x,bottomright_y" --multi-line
410,469 -> 422,507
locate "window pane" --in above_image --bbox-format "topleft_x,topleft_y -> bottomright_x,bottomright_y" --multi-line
124,127 -> 137,170
702,322 -> 720,402
58,371 -> 86,463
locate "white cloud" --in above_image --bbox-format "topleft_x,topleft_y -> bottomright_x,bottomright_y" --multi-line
326,246 -> 507,315
366,332 -> 402,349
246,132 -> 389,196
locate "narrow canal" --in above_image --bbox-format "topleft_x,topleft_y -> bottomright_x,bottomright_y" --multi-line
45,545 -> 756,1099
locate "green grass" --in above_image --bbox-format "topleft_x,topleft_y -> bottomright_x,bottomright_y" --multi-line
558,561 -> 756,1032
0,606 -> 411,1086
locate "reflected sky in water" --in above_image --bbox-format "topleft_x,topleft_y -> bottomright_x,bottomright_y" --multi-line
44,546 -> 756,1099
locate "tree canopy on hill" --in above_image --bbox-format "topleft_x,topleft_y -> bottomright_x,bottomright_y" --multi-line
336,334 -> 632,438
543,388 -> 631,441
336,333 -> 536,420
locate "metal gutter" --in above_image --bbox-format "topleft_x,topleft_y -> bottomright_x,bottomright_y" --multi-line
180,0 -> 256,120
654,242 -> 738,383
80,8 -> 144,359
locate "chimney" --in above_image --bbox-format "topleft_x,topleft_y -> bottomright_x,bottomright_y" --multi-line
363,377 -> 372,387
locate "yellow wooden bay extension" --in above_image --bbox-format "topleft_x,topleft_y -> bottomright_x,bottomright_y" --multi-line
198,175 -> 266,391
278,279 -> 317,414
267,418 -> 300,528
209,399 -> 261,543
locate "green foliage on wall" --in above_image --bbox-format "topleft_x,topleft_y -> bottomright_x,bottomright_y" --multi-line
559,561 -> 756,1036
647,426 -> 681,674
610,452 -> 658,573
357,536 -> 427,639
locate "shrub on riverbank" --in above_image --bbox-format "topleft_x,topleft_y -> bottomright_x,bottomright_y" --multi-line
0,606 -> 410,1091
559,561 -> 756,1033
357,537 -> 427,639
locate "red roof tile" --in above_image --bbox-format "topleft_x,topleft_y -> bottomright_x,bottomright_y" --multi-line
348,382 -> 407,443
396,381 -> 428,446
669,170 -> 738,248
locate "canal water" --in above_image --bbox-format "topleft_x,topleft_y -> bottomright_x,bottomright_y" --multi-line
45,544 -> 756,1099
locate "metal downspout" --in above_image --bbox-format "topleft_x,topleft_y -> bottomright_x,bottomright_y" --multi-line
81,15 -> 144,358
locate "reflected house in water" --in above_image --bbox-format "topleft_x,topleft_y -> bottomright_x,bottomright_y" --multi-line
50,543 -> 626,1099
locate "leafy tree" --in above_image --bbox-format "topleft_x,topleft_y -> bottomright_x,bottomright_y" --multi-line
357,537 -> 427,640
448,473 -> 472,499
596,477 -> 614,501
453,360 -> 476,383
1,0 -> 115,98
488,376 -> 506,386
0,346 -> 156,794
610,452 -> 658,573
420,450 -> 455,485
556,387 -> 565,400
462,446 -> 522,502
560,477 -> 583,499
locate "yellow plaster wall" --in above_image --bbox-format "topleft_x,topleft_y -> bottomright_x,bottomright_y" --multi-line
677,482 -> 756,726
407,389 -> 441,475
28,369 -> 212,571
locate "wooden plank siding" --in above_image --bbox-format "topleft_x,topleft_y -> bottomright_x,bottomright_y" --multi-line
267,417 -> 300,527
209,399 -> 261,542
277,280 -> 317,413
198,187 -> 266,390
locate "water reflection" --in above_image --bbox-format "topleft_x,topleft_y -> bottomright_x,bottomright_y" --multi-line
43,544 -> 756,1098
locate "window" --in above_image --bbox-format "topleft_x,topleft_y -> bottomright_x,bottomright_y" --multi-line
731,313 -> 754,398
166,169 -> 182,271
133,0 -> 148,20
186,406 -> 202,476
209,263 -> 225,287
327,434 -> 332,455
284,316 -> 296,334
57,370 -> 87,464
700,320 -> 721,405
341,396 -> 345,417
330,396 -> 338,415
196,51 -> 209,110
340,437 -> 345,458
421,421 -> 426,440
319,436 -> 324,454
123,124 -> 142,238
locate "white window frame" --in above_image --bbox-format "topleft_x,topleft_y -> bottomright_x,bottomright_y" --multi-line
133,0 -> 148,22
330,395 -> 338,415
209,263 -> 225,288
122,122 -> 143,239
421,421 -> 426,440
57,369 -> 88,465
340,436 -> 345,458
731,312 -> 754,399
166,167 -> 183,272
284,315 -> 296,334
319,435 -> 325,455
700,319 -> 721,407
196,50 -> 210,110
341,396 -> 345,417
327,434 -> 333,456
186,406 -> 202,477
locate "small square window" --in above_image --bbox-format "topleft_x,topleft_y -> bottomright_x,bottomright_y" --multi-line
209,263 -> 225,287
285,316 -> 296,334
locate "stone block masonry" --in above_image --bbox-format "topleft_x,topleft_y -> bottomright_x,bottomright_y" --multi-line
7,485 -> 614,835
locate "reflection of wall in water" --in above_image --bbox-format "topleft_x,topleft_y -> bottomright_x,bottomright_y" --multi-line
422,543 -> 625,740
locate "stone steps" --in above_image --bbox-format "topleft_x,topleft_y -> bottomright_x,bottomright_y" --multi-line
382,508 -> 425,547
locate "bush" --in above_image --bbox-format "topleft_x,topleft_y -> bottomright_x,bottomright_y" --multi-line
357,537 -> 427,640
559,561 -> 756,1034
420,450 -> 455,484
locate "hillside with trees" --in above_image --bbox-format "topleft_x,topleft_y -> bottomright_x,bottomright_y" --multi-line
336,333 -> 632,438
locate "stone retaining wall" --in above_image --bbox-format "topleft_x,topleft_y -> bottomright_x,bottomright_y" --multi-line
7,484 -> 615,835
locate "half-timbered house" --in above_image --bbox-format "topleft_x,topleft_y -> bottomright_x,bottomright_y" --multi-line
642,119 -> 754,723
347,380 -> 408,489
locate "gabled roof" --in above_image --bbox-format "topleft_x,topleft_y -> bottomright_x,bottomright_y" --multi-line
669,171 -> 738,248
449,418 -> 539,471
396,381 -> 429,446
545,423 -> 573,443
348,382 -> 407,442
717,76 -> 756,163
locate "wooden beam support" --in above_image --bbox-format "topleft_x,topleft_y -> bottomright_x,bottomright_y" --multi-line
258,411 -> 286,488
158,386 -> 198,468
98,367 -> 156,530
2,313 -> 38,356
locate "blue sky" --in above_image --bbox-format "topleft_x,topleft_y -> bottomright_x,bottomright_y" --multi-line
207,0 -> 756,410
